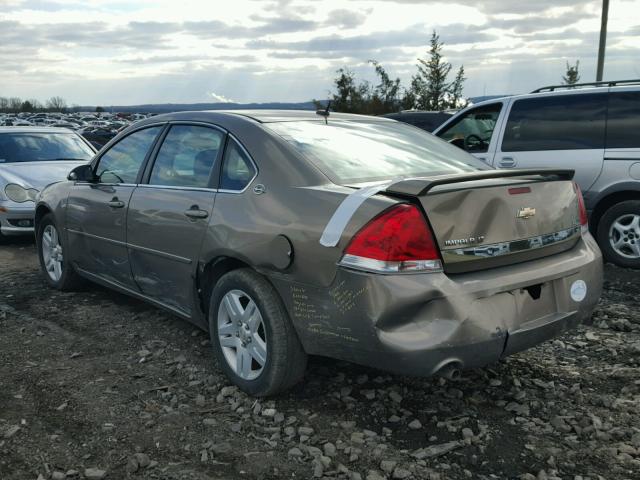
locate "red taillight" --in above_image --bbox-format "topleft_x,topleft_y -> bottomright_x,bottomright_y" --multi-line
573,182 -> 588,229
340,204 -> 442,273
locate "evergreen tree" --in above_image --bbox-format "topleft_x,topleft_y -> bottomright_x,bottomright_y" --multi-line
563,61 -> 580,85
447,66 -> 467,109
414,31 -> 452,110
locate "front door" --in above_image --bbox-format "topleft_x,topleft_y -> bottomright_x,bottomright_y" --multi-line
435,102 -> 505,164
126,124 -> 225,315
491,93 -> 607,192
66,126 -> 164,289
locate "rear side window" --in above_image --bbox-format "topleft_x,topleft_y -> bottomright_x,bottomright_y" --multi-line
266,120 -> 488,184
606,92 -> 640,148
149,125 -> 223,188
96,127 -> 162,184
502,94 -> 606,152
220,138 -> 256,191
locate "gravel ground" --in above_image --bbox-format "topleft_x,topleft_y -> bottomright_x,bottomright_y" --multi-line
1,239 -> 639,480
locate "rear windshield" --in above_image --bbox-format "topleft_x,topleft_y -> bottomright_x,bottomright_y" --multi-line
0,132 -> 94,163
265,120 -> 489,184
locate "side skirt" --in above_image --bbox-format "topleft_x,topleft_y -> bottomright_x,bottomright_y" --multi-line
75,266 -> 208,330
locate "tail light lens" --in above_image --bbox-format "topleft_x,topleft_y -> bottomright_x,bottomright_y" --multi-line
339,204 -> 442,273
573,182 -> 588,232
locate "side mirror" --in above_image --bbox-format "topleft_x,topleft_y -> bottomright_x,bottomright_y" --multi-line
68,164 -> 97,182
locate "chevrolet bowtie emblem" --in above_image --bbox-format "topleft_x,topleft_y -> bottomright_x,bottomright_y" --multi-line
517,207 -> 536,219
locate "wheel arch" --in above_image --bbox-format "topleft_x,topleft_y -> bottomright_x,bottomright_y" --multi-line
590,189 -> 640,236
197,256 -> 252,318
34,203 -> 53,229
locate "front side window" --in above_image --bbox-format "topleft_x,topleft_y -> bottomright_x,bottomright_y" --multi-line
0,133 -> 94,163
149,125 -> 224,188
220,138 -> 256,191
502,93 -> 607,152
437,103 -> 503,153
606,92 -> 640,149
95,127 -> 162,184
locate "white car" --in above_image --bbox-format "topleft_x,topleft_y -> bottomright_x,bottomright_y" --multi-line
0,127 -> 95,239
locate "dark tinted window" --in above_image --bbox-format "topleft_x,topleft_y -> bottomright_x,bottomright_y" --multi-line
606,92 -> 640,149
502,94 -> 606,152
266,120 -> 488,184
0,133 -> 94,163
438,103 -> 502,153
96,127 -> 161,184
220,138 -> 256,191
149,125 -> 223,188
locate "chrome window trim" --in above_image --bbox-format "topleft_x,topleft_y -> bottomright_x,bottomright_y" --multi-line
218,133 -> 259,194
440,224 -> 581,262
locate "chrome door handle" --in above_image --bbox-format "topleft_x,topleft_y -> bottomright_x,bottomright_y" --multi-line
499,157 -> 516,168
184,207 -> 209,219
107,200 -> 125,208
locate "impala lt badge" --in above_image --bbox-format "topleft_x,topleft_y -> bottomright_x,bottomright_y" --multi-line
444,235 -> 486,247
517,207 -> 536,219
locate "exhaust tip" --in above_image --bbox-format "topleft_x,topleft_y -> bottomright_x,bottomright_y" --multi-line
436,361 -> 463,381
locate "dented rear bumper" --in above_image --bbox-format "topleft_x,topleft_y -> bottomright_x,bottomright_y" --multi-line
272,232 -> 602,376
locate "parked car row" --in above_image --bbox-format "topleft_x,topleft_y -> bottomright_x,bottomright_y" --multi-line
0,111 -> 153,148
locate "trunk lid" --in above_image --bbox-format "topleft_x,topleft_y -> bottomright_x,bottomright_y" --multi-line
385,169 -> 582,273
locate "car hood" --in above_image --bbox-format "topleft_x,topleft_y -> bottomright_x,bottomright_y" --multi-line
0,161 -> 87,190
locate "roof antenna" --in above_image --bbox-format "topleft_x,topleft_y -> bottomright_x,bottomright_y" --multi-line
316,100 -> 331,124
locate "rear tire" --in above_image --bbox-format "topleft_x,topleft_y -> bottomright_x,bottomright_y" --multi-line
36,213 -> 82,290
209,268 -> 307,396
596,200 -> 640,268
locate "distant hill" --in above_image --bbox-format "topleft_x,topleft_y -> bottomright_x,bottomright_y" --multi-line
78,101 -> 323,114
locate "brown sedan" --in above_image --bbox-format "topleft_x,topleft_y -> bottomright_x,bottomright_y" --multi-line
35,110 -> 603,396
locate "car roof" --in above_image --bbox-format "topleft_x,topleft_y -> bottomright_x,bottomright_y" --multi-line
466,84 -> 640,110
0,126 -> 76,134
137,109 -> 394,125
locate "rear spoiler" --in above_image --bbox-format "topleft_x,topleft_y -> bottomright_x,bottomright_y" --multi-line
385,168 -> 575,196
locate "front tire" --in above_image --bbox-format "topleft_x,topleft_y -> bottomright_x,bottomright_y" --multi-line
209,269 -> 307,396
596,200 -> 640,268
36,213 -> 81,290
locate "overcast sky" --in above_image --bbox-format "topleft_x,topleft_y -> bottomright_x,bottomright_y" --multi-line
1,0 -> 639,106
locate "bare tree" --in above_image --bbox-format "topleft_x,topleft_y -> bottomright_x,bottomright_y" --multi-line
46,96 -> 67,112
0,97 -> 8,112
8,97 -> 22,113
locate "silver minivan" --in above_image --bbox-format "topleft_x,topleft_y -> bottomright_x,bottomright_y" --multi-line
434,80 -> 640,268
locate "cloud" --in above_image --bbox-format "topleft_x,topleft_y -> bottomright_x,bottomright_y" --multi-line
209,92 -> 235,103
0,0 -> 638,105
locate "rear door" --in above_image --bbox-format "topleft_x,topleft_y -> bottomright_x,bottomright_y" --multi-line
492,93 -> 607,192
66,125 -> 164,289
435,101 -> 506,164
604,88 -> 640,162
126,123 -> 225,315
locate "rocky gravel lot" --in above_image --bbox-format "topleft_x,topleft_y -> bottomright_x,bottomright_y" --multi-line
1,239 -> 639,480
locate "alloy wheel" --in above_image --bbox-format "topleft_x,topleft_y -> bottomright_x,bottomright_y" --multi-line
217,289 -> 268,380
42,224 -> 64,282
609,213 -> 640,259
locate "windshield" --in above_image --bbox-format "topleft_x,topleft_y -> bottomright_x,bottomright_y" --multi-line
0,132 -> 94,163
265,120 -> 489,184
